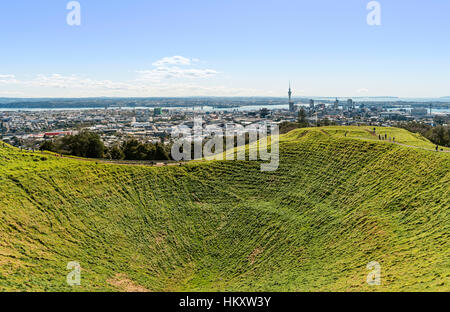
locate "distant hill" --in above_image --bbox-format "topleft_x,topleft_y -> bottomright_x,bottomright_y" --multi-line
0,126 -> 448,291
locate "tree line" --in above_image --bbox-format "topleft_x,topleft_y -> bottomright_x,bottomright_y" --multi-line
396,122 -> 450,147
39,130 -> 259,161
39,131 -> 171,161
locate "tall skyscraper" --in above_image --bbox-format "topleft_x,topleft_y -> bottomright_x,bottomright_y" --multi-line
334,98 -> 339,110
288,83 -> 295,112
154,107 -> 162,116
347,99 -> 353,111
309,99 -> 315,110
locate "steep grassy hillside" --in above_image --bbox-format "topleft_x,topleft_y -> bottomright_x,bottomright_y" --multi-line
0,127 -> 448,292
312,125 -> 450,151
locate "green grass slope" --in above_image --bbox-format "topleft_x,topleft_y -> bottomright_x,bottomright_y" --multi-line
0,126 -> 449,292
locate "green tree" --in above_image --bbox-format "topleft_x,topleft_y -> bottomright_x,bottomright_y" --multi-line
154,143 -> 170,160
430,126 -> 449,147
122,139 -> 144,160
396,122 -> 450,147
39,140 -> 55,152
108,145 -> 124,160
61,131 -> 105,158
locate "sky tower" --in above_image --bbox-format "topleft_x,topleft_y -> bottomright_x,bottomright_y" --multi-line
288,82 -> 295,112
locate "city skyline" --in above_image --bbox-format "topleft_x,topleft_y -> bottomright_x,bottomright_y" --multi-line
1,0 -> 449,98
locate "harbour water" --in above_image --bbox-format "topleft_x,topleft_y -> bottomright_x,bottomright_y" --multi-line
0,104 -> 449,113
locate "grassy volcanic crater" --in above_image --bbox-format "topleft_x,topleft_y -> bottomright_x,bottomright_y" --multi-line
0,127 -> 448,291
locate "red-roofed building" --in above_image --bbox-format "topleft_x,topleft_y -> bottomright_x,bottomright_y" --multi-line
44,131 -> 72,137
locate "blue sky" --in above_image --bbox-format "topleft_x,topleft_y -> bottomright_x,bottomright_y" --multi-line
0,0 -> 449,97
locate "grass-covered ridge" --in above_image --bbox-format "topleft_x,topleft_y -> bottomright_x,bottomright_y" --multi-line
0,126 -> 448,291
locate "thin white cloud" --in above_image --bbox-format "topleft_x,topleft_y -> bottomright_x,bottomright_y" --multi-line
0,90 -> 23,96
0,74 -> 19,84
357,88 -> 369,94
0,56 -> 261,97
152,56 -> 194,67
0,73 -> 255,97
28,74 -> 138,91
139,56 -> 219,82
136,67 -> 219,82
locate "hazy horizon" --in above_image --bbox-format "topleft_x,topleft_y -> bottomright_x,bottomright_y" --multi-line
1,96 -> 450,101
